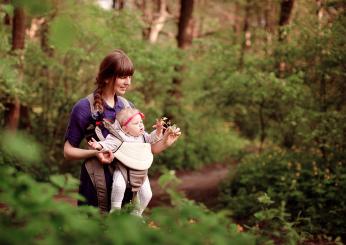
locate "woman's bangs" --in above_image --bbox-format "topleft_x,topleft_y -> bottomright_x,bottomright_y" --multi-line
116,57 -> 134,77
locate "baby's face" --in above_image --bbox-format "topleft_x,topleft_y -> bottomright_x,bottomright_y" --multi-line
123,114 -> 145,137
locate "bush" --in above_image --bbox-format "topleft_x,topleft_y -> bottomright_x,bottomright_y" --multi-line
0,166 -> 257,245
155,117 -> 248,171
0,131 -> 256,245
218,150 -> 346,240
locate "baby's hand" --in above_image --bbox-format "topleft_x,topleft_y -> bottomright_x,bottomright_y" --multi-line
153,117 -> 166,137
88,137 -> 103,151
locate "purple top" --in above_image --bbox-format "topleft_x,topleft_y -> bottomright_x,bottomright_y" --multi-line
64,96 -> 131,147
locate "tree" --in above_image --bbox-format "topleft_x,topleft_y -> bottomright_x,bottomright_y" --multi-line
113,0 -> 125,10
4,6 -> 26,130
176,0 -> 194,49
148,0 -> 169,43
170,0 -> 194,100
238,0 -> 251,70
3,0 -> 11,25
137,0 -> 172,43
277,0 -> 295,77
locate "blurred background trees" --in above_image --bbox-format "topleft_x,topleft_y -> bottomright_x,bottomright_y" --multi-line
0,0 -> 345,242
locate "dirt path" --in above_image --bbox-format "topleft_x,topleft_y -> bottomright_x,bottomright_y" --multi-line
54,163 -> 231,209
149,163 -> 230,208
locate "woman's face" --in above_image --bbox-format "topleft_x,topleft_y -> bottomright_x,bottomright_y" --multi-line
113,76 -> 132,95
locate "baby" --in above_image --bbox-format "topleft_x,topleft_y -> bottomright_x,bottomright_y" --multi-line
88,108 -> 164,216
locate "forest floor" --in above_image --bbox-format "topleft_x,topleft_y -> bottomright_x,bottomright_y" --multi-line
149,163 -> 230,209
54,163 -> 231,209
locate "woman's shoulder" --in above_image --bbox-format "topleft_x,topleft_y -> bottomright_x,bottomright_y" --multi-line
71,97 -> 92,119
116,96 -> 135,109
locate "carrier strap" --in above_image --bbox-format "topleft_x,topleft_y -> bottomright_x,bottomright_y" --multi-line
86,93 -> 132,114
102,120 -> 123,146
86,93 -> 132,142
117,163 -> 148,192
84,93 -> 135,212
85,157 -> 111,213
85,158 -> 108,213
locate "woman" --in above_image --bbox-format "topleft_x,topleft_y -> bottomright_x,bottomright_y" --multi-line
64,49 -> 180,212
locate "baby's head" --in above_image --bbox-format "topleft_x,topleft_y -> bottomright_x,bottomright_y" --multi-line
116,108 -> 145,137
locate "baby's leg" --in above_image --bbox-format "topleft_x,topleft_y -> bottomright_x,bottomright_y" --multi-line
134,176 -> 152,216
111,170 -> 126,211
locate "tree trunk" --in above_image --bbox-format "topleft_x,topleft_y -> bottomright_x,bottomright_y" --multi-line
316,0 -> 328,160
277,0 -> 295,77
264,0 -> 276,56
238,1 -> 250,70
165,0 -> 194,121
278,0 -> 295,41
40,19 -> 54,56
112,0 -> 125,10
148,0 -> 168,43
316,0 -> 324,26
258,102 -> 266,153
3,0 -> 11,25
177,0 -> 194,49
12,7 -> 26,50
169,0 -> 195,100
233,2 -> 242,39
5,7 -> 26,131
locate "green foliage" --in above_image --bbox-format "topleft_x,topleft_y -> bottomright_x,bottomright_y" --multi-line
219,150 -> 346,239
0,136 -> 256,245
0,131 -> 42,163
0,130 -> 52,180
12,0 -> 51,16
251,194 -> 300,245
0,0 -> 345,242
156,117 -> 248,171
0,55 -> 22,111
1,3 -> 14,16
49,15 -> 78,52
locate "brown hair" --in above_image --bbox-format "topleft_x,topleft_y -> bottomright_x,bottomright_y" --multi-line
94,49 -> 134,113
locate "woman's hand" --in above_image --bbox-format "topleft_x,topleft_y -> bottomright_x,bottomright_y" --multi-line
96,150 -> 114,164
150,124 -> 181,154
162,126 -> 181,147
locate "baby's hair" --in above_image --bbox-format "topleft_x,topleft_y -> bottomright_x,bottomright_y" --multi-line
116,108 -> 140,126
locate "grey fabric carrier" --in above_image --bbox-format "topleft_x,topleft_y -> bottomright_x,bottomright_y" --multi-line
84,93 -> 147,213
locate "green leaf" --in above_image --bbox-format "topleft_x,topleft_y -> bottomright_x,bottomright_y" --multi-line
257,193 -> 274,205
49,16 -> 77,52
12,0 -> 51,15
50,174 -> 65,189
50,174 -> 79,191
0,131 -> 42,163
2,4 -> 14,15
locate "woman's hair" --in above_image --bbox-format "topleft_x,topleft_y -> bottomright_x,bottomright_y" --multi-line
116,108 -> 140,126
94,49 -> 134,113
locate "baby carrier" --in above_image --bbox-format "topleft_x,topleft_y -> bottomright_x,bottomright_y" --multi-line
84,94 -> 153,213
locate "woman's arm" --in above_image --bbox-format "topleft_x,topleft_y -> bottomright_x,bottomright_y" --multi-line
151,140 -> 168,154
64,140 -> 98,160
151,127 -> 181,154
64,140 -> 114,163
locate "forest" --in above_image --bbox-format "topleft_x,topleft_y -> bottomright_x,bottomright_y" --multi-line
0,0 -> 345,244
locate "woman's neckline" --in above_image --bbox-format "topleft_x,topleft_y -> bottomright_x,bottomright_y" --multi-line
103,95 -> 118,109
